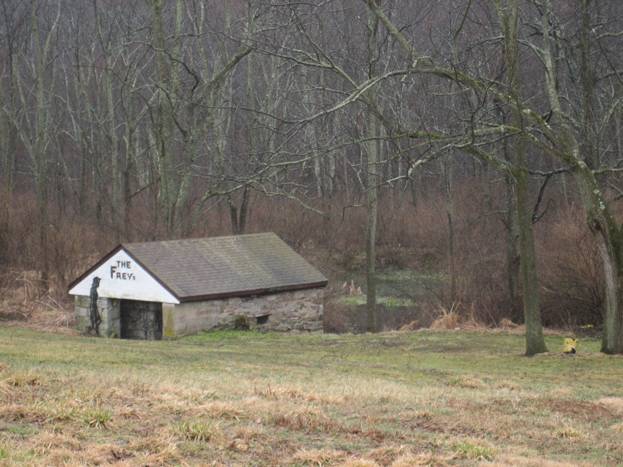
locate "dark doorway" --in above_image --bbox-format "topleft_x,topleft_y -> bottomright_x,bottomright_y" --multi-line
256,314 -> 270,325
120,300 -> 163,340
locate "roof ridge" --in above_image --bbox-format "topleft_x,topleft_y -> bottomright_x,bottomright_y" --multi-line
123,232 -> 277,247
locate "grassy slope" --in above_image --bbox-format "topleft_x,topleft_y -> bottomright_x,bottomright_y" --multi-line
0,328 -> 622,466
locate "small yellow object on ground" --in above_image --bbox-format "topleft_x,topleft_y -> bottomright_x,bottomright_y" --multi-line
563,338 -> 577,354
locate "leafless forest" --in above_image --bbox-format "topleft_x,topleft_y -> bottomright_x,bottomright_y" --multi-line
1,0 -> 623,353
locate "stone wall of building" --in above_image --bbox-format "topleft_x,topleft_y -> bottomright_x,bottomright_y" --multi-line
74,295 -> 120,337
76,287 -> 324,338
166,288 -> 324,337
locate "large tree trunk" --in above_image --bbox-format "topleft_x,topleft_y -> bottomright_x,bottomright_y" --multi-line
595,232 -> 623,353
365,1 -> 380,333
575,166 -> 623,353
498,0 -> 547,354
26,3 -> 60,290
0,83 -> 14,264
229,187 -> 250,235
540,0 -> 623,353
515,167 -> 547,355
366,121 -> 379,333
441,159 -> 456,304
151,0 -> 182,235
504,161 -> 521,320
104,67 -> 123,240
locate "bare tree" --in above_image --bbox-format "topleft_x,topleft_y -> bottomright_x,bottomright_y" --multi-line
9,2 -> 61,286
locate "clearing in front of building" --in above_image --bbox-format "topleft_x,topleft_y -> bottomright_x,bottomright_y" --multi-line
0,328 -> 622,465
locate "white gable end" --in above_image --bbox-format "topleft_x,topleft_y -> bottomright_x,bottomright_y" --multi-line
69,249 -> 179,304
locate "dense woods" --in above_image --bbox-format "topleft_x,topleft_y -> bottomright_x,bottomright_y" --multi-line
1,0 -> 623,354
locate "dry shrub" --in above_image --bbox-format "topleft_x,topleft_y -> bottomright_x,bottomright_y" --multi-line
447,185 -> 607,329
428,303 -> 490,331
448,182 -> 515,324
0,194 -> 111,299
399,320 -> 420,331
0,176 -> 614,331
0,287 -> 75,334
323,300 -> 353,334
430,305 -> 461,329
539,208 -> 603,327
499,318 -> 519,329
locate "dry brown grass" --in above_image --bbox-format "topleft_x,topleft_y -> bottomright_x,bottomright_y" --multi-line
490,455 -> 595,467
610,422 -> 623,433
391,452 -> 452,466
291,448 -> 348,465
1,327 -> 622,465
269,406 -> 340,433
254,384 -> 347,405
597,397 -> 623,415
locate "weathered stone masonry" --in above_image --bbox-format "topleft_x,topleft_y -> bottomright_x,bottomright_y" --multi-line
75,295 -> 120,337
164,288 -> 324,337
75,288 -> 324,338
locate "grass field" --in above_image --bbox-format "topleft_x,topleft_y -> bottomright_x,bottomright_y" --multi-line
0,327 -> 622,466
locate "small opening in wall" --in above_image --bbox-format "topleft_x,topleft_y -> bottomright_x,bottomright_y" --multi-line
256,314 -> 270,325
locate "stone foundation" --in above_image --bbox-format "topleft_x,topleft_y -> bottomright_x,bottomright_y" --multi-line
75,287 -> 324,338
74,295 -> 120,337
165,288 -> 324,337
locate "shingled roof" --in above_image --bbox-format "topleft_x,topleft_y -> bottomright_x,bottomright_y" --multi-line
70,233 -> 327,302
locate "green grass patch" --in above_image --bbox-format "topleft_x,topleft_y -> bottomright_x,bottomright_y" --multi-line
339,266 -> 446,302
82,407 -> 112,429
176,421 -> 217,442
337,295 -> 416,307
454,441 -> 495,461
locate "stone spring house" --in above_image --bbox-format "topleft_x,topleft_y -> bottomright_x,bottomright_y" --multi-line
68,233 -> 327,339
